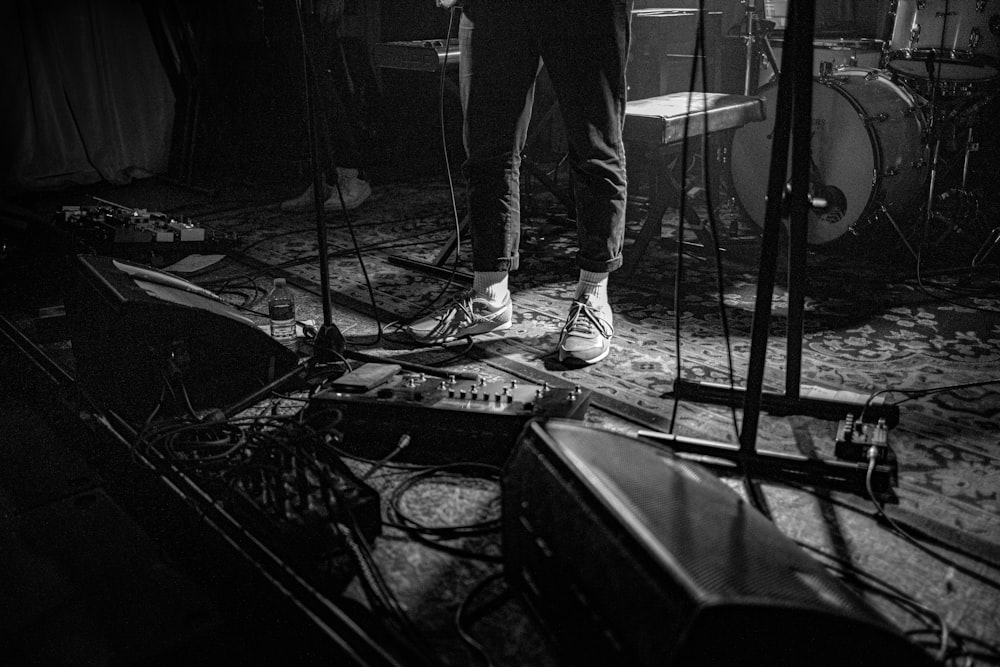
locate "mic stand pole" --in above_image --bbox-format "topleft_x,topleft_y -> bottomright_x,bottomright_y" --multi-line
299,2 -> 347,362
642,0 -> 898,499
673,2 -> 898,428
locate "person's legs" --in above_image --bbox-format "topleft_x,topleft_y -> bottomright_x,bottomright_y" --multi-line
408,0 -> 540,344
528,0 -> 632,365
460,0 -> 542,277
281,5 -> 371,211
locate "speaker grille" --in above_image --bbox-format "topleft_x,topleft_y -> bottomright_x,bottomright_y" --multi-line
503,419 -> 936,667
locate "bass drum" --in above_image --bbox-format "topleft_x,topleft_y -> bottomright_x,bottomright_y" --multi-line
731,68 -> 929,246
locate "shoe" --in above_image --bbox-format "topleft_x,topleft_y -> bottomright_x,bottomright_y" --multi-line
557,296 -> 613,366
281,182 -> 329,212
325,172 -> 371,211
406,289 -> 512,344
279,171 -> 372,213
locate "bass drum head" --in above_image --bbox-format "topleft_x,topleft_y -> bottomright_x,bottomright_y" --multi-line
730,77 -> 877,245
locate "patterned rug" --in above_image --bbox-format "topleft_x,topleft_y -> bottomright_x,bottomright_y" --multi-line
189,178 -> 1000,564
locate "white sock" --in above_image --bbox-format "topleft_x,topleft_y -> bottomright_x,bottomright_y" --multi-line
473,271 -> 509,305
575,270 -> 609,307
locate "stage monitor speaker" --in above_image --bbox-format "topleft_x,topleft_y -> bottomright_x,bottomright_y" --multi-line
503,419 -> 937,667
65,254 -> 299,424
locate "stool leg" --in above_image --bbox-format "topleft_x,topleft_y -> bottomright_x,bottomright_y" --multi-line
624,154 -> 671,276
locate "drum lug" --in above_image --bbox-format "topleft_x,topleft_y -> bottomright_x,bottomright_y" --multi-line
969,28 -> 981,52
863,112 -> 890,125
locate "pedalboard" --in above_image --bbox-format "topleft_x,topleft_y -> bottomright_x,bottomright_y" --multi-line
305,366 -> 593,467
57,205 -> 237,263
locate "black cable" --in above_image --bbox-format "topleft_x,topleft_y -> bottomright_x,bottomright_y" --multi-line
383,463 -> 503,563
858,378 -> 1000,424
338,521 -> 439,663
400,6 -> 468,328
863,450 -> 1000,594
455,571 -> 508,667
668,0 -> 742,445
796,539 -> 951,661
773,473 -> 1000,589
360,434 -> 412,481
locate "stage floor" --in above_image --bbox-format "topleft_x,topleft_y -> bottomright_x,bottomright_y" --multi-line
2,165 -> 999,664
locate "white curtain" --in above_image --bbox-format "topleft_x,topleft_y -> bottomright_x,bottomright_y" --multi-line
1,0 -> 175,192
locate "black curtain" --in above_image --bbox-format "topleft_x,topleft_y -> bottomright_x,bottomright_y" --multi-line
2,0 -> 174,192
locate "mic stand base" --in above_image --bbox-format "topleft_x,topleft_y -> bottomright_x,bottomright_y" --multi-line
671,378 -> 900,426
636,430 -> 899,504
387,213 -> 473,284
312,322 -> 347,363
387,255 -> 473,284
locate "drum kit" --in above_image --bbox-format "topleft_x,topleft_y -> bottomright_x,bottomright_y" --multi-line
728,0 -> 1000,264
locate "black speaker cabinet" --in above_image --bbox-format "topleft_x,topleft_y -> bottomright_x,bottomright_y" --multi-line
503,419 -> 937,667
66,254 -> 299,423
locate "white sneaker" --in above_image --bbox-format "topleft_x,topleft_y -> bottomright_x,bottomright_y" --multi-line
325,172 -> 371,211
280,170 -> 372,213
406,289 -> 513,344
557,295 -> 613,366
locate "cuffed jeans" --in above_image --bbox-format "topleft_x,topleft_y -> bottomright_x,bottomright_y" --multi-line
459,0 -> 633,273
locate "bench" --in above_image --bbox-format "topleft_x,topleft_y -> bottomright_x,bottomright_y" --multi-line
622,92 -> 765,275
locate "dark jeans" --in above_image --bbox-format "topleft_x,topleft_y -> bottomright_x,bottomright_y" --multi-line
267,2 -> 364,172
459,0 -> 633,273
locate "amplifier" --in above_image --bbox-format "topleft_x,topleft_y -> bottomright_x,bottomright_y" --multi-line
503,419 -> 937,667
66,254 -> 299,423
305,370 -> 591,467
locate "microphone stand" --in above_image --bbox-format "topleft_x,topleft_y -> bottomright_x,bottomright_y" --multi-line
644,0 -> 898,499
298,0 -> 348,362
673,1 -> 899,428
296,3 -> 481,383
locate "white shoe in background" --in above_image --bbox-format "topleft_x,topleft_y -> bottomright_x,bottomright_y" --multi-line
280,168 -> 372,213
326,169 -> 371,211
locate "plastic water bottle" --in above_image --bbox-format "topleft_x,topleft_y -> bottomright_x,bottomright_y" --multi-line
267,278 -> 297,350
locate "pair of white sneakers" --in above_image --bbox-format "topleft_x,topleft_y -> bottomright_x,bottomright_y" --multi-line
405,290 -> 614,367
280,168 -> 372,212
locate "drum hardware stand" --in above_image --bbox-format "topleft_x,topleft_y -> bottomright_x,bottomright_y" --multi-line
735,0 -> 781,94
893,100 -> 1000,277
648,0 -> 899,499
